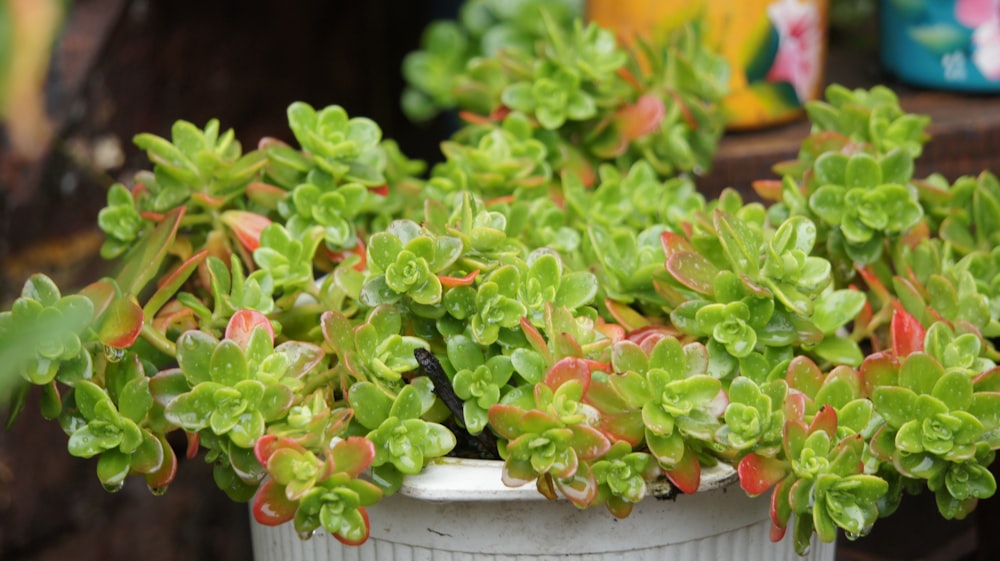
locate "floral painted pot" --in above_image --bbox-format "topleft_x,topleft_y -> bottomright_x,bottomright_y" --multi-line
880,0 -> 1000,91
588,0 -> 830,129
250,458 -> 836,561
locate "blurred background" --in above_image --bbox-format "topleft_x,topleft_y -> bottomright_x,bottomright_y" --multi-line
0,1 -> 996,560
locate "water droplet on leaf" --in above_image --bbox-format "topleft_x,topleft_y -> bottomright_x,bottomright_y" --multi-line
297,530 -> 316,541
103,481 -> 125,493
147,484 -> 169,496
105,345 -> 125,363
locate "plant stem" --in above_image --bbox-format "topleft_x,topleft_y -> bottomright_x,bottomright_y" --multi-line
415,348 -> 500,459
141,322 -> 177,357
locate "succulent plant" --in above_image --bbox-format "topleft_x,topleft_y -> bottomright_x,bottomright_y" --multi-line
3,8 -> 1000,560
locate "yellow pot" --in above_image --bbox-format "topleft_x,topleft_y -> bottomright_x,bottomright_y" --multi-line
588,0 -> 829,129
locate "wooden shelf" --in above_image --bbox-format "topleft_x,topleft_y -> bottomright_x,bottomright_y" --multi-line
700,47 -> 1000,198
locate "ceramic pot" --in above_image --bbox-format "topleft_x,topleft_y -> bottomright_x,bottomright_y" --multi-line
250,458 -> 836,561
880,0 -> 1000,91
587,0 -> 830,130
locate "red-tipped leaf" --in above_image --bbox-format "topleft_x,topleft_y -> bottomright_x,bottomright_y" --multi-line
226,309 -> 274,348
738,453 -> 788,496
614,94 -> 665,140
252,478 -> 297,526
438,269 -> 479,288
664,445 -> 701,495
891,303 -> 925,357
808,405 -> 838,439
545,357 -> 592,392
331,436 -> 376,477
96,295 -> 144,349
221,210 -> 272,252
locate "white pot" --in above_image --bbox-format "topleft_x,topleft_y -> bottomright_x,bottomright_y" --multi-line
250,458 -> 836,561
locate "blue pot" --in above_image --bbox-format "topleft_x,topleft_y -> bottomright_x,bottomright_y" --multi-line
880,0 -> 1000,91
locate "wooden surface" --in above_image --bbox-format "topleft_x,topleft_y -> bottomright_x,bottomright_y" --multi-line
700,49 -> 1000,198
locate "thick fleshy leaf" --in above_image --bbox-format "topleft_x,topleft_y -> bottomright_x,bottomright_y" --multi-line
738,453 -> 788,496
899,352 -> 944,395
96,295 -> 144,349
786,356 -> 824,399
420,422 -> 457,458
253,478 -> 297,526
210,340 -> 250,386
347,382 -> 394,430
177,331 -> 219,385
74,380 -> 113,421
714,210 -> 761,276
545,357 -> 592,393
96,450 -> 131,487
872,386 -> 918,428
812,337 -> 864,367
221,210 -> 272,252
225,310 -> 275,349
119,376 -> 153,424
164,382 -> 222,430
228,411 -> 266,448
932,370 -> 974,411
859,352 -> 900,397
144,435 -> 178,489
117,207 -> 185,297
149,368 -> 191,407
320,310 -> 356,355
144,250 -> 208,318
646,429 -> 684,467
812,289 -> 867,335
556,464 -> 599,508
614,94 -> 665,140
809,405 -> 839,440
770,477 -> 794,540
130,430 -> 165,474
666,252 -> 718,296
891,306 -> 925,358
969,393 -> 1000,429
664,445 -> 701,495
330,507 -> 371,546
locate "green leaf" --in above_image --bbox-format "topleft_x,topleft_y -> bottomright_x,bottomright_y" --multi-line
872,386 -> 918,428
809,185 -> 846,225
116,207 -> 184,297
845,153 -> 882,188
95,295 -> 144,349
118,376 -> 152,424
714,210 -> 761,276
177,331 -> 218,385
96,450 -> 132,488
164,382 -> 221,430
390,384 -> 424,420
900,353 -> 944,395
666,252 -> 719,295
811,337 -> 864,367
812,289 -> 866,334
347,382 -> 393,430
931,370 -> 973,411
813,152 -> 848,187
210,340 -> 250,386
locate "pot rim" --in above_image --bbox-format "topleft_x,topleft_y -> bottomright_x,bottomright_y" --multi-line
397,456 -> 739,502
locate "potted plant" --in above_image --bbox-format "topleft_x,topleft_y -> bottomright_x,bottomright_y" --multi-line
3,4 -> 1000,561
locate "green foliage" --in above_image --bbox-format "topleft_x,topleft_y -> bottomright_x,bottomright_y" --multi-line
4,7 -> 1000,551
869,352 -> 1000,519
402,2 -> 726,182
348,379 -> 456,491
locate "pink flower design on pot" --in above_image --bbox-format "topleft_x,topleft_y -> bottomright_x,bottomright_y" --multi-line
765,0 -> 823,102
958,0 -> 1000,79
